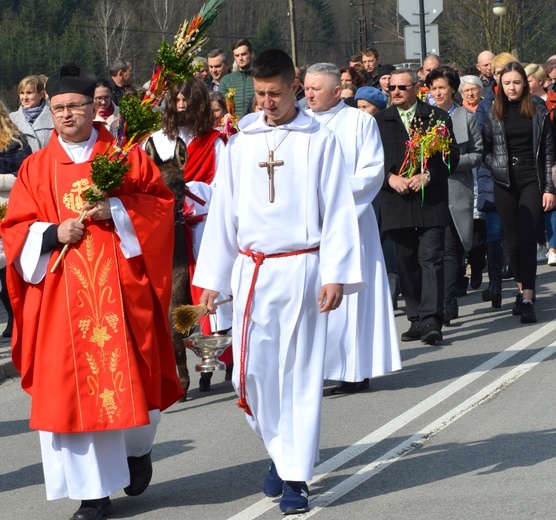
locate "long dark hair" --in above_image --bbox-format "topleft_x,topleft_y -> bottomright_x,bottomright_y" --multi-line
492,62 -> 536,121
163,78 -> 213,139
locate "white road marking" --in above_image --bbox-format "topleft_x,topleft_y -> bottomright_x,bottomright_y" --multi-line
299,343 -> 556,517
227,320 -> 556,520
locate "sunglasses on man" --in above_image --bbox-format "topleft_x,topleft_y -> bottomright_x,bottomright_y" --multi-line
388,83 -> 416,91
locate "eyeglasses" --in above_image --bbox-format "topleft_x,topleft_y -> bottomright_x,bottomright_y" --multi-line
388,83 -> 415,91
51,101 -> 93,116
94,96 -> 111,102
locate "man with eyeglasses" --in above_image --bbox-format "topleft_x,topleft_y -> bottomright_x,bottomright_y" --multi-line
0,63 -> 183,520
374,68 -> 459,345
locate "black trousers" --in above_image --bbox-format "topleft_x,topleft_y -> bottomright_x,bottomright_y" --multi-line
493,162 -> 542,291
390,226 -> 445,328
443,215 -> 465,301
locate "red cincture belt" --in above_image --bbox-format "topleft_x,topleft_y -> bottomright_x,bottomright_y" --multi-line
236,246 -> 320,415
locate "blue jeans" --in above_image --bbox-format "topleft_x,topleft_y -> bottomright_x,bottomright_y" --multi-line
485,211 -> 505,243
545,210 -> 556,249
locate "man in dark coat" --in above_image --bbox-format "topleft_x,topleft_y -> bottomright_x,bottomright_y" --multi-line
374,68 -> 459,344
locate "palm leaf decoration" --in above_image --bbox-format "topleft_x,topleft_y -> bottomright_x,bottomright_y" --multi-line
83,0 -> 226,205
52,0 -> 226,272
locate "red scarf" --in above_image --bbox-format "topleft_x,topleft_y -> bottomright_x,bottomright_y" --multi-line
97,103 -> 115,120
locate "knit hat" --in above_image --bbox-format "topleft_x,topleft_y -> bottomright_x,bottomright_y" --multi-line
377,64 -> 396,79
354,86 -> 388,110
46,63 -> 97,99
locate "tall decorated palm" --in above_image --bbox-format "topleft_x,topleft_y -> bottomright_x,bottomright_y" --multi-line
51,0 -> 226,272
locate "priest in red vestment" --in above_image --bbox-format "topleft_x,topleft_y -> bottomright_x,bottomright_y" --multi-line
0,63 -> 183,520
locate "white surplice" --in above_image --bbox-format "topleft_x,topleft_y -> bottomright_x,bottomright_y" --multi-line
309,101 -> 402,381
193,108 -> 364,482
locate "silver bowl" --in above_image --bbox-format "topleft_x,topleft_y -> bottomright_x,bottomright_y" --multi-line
184,332 -> 232,372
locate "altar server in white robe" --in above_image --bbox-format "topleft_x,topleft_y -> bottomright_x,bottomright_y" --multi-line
305,63 -> 402,395
193,49 -> 364,515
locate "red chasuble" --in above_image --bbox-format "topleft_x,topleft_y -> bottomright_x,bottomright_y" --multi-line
0,124 -> 184,433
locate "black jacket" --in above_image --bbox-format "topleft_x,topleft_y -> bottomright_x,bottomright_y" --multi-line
374,100 -> 460,231
482,103 -> 556,194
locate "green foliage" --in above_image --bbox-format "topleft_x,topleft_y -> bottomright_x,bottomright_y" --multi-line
256,17 -> 287,52
304,0 -> 336,41
118,95 -> 161,142
84,154 -> 130,204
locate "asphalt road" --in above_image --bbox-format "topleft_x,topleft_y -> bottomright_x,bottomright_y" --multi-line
1,265 -> 556,520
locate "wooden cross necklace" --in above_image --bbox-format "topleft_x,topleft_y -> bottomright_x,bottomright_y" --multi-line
260,129 -> 291,203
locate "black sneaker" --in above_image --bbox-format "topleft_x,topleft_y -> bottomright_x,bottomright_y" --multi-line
512,292 -> 523,316
520,301 -> 537,323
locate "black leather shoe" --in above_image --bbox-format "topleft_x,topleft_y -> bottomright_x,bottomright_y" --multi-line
421,325 -> 442,344
199,372 -> 212,391
401,323 -> 421,342
2,318 -> 12,338
71,497 -> 112,520
330,379 -> 369,395
124,451 -> 153,496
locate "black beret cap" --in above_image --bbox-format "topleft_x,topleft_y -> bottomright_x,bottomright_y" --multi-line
46,63 -> 97,99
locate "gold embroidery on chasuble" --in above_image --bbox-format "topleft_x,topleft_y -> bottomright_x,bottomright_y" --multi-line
63,178 -> 91,214
56,168 -> 137,429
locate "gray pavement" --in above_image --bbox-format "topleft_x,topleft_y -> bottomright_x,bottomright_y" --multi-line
2,264 -> 556,519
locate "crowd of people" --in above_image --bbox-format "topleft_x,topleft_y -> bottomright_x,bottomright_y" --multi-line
1,39 -> 556,519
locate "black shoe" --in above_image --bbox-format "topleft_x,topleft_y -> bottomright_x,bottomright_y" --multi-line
443,298 -> 458,325
225,363 -> 233,381
482,285 -> 502,309
520,301 -> 537,323
421,325 -> 442,344
124,451 -> 153,496
502,265 -> 514,280
199,372 -> 212,391
470,270 -> 483,290
512,292 -> 523,316
2,317 -> 12,338
71,497 -> 112,520
401,323 -> 421,342
330,379 -> 369,395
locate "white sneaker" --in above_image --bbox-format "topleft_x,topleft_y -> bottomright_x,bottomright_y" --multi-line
548,251 -> 556,266
537,245 -> 549,262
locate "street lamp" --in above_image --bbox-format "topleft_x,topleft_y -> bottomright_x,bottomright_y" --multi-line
492,1 -> 507,53
492,0 -> 508,17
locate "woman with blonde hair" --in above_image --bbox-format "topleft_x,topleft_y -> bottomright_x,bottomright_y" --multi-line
9,75 -> 53,152
0,103 -> 32,337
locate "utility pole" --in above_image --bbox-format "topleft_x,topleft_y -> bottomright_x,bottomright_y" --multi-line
288,0 -> 298,65
351,0 -> 372,52
418,0 -> 427,65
